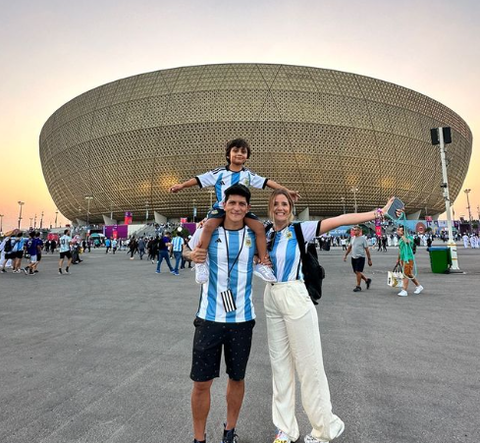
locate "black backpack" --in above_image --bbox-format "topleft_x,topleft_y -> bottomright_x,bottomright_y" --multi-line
293,223 -> 325,305
4,238 -> 12,253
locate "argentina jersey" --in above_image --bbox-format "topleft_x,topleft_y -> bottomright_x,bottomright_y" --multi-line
268,221 -> 320,282
196,166 -> 268,209
189,226 -> 257,323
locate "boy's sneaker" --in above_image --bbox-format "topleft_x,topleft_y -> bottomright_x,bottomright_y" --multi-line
1,269 -> 6,273
274,429 -> 293,443
58,269 -> 63,275
398,289 -> 408,297
353,286 -> 361,292
414,285 -> 424,294
366,278 -> 372,289
221,424 -> 238,443
65,268 -> 70,274
254,263 -> 277,283
195,263 -> 209,284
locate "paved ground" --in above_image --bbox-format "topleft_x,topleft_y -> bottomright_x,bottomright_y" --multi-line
1,244 -> 479,443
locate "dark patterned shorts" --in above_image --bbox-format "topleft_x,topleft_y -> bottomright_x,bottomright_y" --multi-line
190,317 -> 255,382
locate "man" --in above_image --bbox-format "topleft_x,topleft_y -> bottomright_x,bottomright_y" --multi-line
343,225 -> 372,292
11,232 -> 26,273
58,229 -> 73,274
185,184 -> 257,443
24,231 -> 41,275
396,226 -> 424,297
170,229 -> 184,275
155,233 -> 174,274
105,237 -> 112,254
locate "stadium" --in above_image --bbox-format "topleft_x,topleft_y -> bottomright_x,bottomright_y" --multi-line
39,63 -> 472,224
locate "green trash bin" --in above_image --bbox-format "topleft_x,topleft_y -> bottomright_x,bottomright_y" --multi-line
428,246 -> 452,273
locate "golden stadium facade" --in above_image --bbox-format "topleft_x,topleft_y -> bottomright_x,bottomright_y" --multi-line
39,64 -> 472,223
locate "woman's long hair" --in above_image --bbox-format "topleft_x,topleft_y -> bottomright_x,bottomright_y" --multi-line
268,189 -> 295,225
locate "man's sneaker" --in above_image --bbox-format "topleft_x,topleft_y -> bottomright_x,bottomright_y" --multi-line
195,263 -> 209,284
221,424 -> 238,443
366,278 -> 372,289
274,428 -> 293,443
1,269 -> 6,273
155,270 -> 160,274
254,263 -> 277,283
304,419 -> 345,442
398,289 -> 408,297
23,268 -> 29,275
353,286 -> 361,292
414,285 -> 424,294
174,272 -> 179,276
58,269 -> 63,275
65,268 -> 70,274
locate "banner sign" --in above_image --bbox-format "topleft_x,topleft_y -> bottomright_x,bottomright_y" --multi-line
124,212 -> 133,225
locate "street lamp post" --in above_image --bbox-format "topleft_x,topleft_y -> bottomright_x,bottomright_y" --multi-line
340,197 -> 346,214
29,217 -> 33,228
464,189 -> 472,233
0,214 -> 3,233
40,211 -> 44,229
17,201 -> 25,229
85,196 -> 93,227
55,210 -> 59,228
193,199 -> 197,223
208,190 -> 215,208
34,214 -> 37,229
145,202 -> 149,222
350,187 -> 359,213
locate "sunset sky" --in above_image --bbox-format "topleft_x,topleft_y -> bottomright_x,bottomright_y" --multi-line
0,0 -> 479,232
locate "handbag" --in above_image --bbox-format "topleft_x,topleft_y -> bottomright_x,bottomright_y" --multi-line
387,264 -> 404,287
293,223 -> 325,305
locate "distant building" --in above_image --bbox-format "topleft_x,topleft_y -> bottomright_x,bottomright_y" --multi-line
40,63 -> 472,223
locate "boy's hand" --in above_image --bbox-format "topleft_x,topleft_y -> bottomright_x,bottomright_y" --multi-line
170,184 -> 183,193
288,190 -> 301,202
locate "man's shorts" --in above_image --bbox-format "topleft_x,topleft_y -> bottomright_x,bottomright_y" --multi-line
29,255 -> 38,263
402,260 -> 414,278
351,256 -> 365,273
59,251 -> 72,259
206,208 -> 259,221
37,253 -> 42,262
5,253 -> 16,261
191,317 -> 255,382
13,251 -> 23,259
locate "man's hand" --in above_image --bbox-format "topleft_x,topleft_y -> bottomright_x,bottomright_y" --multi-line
170,184 -> 183,193
368,258 -> 372,266
190,247 -> 207,264
343,256 -> 347,262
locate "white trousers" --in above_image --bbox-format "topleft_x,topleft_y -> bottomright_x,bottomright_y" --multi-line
264,280 -> 344,441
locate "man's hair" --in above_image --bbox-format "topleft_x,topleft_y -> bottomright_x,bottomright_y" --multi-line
225,138 -> 251,164
224,183 -> 251,204
64,229 -> 69,234
29,231 -> 35,238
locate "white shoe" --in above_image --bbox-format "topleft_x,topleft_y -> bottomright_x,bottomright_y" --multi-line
254,263 -> 277,282
195,263 -> 209,284
274,429 -> 292,443
398,289 -> 408,297
414,285 -> 424,294
304,419 -> 345,442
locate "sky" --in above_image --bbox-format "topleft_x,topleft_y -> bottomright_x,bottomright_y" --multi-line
0,0 -> 479,232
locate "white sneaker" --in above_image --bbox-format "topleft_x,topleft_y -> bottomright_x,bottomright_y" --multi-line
195,262 -> 209,284
398,289 -> 408,297
304,419 -> 345,442
274,429 -> 292,443
254,263 -> 277,282
414,285 -> 424,294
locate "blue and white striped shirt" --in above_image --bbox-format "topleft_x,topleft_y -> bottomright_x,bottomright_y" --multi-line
189,226 -> 256,323
196,166 -> 268,209
171,236 -> 184,252
267,222 -> 320,282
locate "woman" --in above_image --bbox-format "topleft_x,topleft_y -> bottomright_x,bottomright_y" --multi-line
264,189 -> 394,443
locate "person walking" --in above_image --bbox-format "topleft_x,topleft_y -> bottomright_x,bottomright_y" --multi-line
170,231 -> 184,275
396,226 -> 424,297
263,189 -> 395,443
343,226 -> 372,292
58,229 -> 73,274
155,234 -> 174,274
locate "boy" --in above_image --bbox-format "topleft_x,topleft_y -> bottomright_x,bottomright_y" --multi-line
170,138 -> 300,283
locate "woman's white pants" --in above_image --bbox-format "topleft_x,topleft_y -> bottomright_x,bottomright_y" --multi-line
264,280 -> 344,441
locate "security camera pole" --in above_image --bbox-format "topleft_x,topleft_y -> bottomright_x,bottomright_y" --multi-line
432,126 -> 461,272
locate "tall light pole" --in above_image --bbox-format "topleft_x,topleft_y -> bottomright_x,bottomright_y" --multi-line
17,201 -> 24,229
193,199 -> 197,223
29,217 -> 33,228
145,201 -> 149,222
340,197 -> 346,214
0,214 -> 3,233
85,196 -> 93,227
34,214 -> 37,229
464,189 -> 472,232
208,190 -> 215,208
40,211 -> 44,229
431,126 -> 461,271
477,205 -> 480,220
350,187 -> 358,212
55,210 -> 59,228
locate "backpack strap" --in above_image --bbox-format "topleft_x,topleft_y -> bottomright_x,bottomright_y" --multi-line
293,223 -> 307,279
